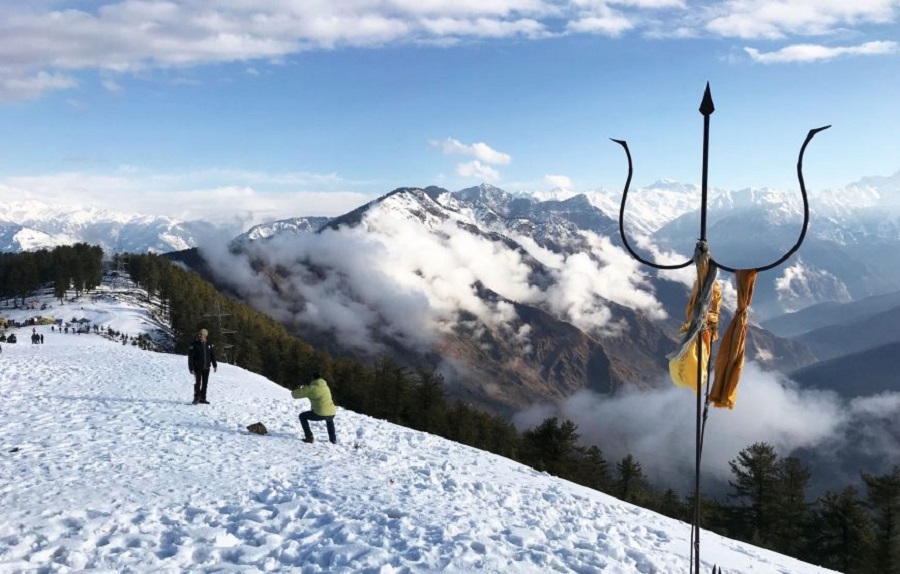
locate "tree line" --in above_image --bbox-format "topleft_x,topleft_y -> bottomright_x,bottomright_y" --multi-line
0,243 -> 103,304
3,247 -> 897,571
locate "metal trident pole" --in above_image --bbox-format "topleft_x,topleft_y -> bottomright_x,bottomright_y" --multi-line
613,83 -> 828,574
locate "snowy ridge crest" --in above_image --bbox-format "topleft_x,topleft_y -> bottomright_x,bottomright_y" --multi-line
0,200 -> 213,254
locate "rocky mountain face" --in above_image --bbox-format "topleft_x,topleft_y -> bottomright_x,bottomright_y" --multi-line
212,188 -> 671,413
194,184 -> 817,415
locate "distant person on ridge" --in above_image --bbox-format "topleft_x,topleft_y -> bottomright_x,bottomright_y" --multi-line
292,372 -> 337,444
188,328 -> 217,405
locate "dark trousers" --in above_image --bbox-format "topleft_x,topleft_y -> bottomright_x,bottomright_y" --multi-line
193,369 -> 210,401
299,411 -> 337,443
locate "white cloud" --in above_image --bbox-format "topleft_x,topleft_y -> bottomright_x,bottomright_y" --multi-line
0,1 -> 896,99
0,71 -> 76,101
611,0 -> 686,7
745,40 -> 898,63
544,174 -> 573,189
432,138 -> 511,182
419,16 -> 547,38
457,160 -> 501,182
430,137 -> 512,165
707,0 -> 900,40
566,14 -> 634,36
101,78 -> 124,93
379,0 -> 548,17
0,169 -> 374,225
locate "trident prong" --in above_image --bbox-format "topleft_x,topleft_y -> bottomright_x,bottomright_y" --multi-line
615,83 -> 829,272
613,137 -> 694,270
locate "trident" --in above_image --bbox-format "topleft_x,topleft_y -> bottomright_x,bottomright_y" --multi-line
612,83 -> 829,574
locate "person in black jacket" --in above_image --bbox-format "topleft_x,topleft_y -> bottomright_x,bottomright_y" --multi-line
188,328 -> 217,404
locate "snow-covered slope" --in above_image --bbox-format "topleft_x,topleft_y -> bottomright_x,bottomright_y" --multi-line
0,288 -> 836,573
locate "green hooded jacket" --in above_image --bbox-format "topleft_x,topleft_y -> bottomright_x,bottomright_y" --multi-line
291,378 -> 336,416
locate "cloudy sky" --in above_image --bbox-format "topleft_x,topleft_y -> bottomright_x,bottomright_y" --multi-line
0,0 -> 897,224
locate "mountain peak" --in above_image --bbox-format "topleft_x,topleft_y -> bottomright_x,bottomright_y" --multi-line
322,187 -> 450,232
646,179 -> 697,193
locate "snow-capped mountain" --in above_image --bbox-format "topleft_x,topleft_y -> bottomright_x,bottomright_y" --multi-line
6,169 -> 900,320
649,171 -> 900,316
233,216 -> 332,244
192,184 -> 819,418
0,201 -> 216,254
526,179 -> 702,238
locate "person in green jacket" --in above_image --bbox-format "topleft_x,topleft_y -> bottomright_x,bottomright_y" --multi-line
292,372 -> 337,444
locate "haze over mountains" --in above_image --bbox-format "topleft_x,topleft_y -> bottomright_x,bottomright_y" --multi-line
5,172 -> 900,419
4,172 -> 900,493
6,170 -> 900,319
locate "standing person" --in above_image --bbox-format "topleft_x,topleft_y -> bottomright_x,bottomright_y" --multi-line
292,372 -> 337,444
188,328 -> 217,405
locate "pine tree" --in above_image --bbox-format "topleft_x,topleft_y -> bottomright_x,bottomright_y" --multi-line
862,466 -> 900,574
11,252 -> 39,305
371,357 -> 409,423
329,357 -> 370,413
408,366 -> 449,436
574,445 -> 611,493
727,441 -> 781,546
472,410 -> 519,459
655,488 -> 688,521
808,486 -> 876,573
614,454 -> 649,504
447,401 -> 480,447
522,417 -> 579,477
771,456 -> 811,556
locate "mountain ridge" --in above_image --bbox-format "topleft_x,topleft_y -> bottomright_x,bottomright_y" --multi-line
183,185 -> 817,418
7,174 -> 900,408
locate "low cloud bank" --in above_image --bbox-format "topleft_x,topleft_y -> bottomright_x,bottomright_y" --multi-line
199,202 -> 667,355
514,362 -> 898,493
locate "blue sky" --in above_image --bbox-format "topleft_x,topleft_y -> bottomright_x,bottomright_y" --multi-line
0,1 -> 897,224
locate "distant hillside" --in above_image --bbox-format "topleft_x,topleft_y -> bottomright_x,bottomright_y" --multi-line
791,342 -> 900,397
796,304 -> 900,361
763,289 -> 900,338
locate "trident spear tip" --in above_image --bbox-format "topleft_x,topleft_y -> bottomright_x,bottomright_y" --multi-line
700,82 -> 715,116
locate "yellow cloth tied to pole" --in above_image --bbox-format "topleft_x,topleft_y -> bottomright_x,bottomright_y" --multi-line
668,250 -> 722,390
669,284 -> 721,389
709,269 -> 758,409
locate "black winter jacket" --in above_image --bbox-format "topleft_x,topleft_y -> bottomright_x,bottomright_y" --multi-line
188,339 -> 218,372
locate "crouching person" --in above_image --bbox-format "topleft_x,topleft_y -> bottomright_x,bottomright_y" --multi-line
292,372 -> 337,444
